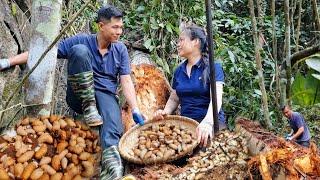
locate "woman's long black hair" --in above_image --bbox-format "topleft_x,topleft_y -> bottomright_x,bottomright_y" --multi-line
182,25 -> 210,85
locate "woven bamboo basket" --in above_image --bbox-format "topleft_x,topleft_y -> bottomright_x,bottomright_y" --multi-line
119,115 -> 199,165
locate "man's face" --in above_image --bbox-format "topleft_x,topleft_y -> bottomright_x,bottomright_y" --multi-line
282,107 -> 291,119
99,17 -> 123,42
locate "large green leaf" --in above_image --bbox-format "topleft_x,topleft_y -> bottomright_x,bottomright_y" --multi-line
291,72 -> 320,106
305,54 -> 320,73
312,74 -> 320,80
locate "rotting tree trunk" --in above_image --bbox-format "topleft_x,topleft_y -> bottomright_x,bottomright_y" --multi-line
311,0 -> 320,31
248,0 -> 272,129
25,0 -> 62,116
284,0 -> 291,105
295,0 -> 303,53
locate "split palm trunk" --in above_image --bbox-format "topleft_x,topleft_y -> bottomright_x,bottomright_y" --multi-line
25,0 -> 62,116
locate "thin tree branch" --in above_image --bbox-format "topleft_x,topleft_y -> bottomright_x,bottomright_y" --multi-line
295,0 -> 303,53
291,43 -> 320,66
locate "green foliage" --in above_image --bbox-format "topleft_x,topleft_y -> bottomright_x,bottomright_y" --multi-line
291,72 -> 320,106
60,0 -> 318,129
11,3 -> 17,16
291,54 -> 320,106
114,0 -> 277,127
61,1 -> 100,36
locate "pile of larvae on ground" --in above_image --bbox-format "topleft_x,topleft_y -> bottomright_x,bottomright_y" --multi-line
0,115 -> 101,180
129,123 -> 197,162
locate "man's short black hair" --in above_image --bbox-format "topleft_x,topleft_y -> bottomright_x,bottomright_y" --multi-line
96,5 -> 123,23
281,105 -> 288,111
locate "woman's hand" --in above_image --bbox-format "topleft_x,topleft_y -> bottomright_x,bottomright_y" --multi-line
152,109 -> 168,121
196,120 -> 213,147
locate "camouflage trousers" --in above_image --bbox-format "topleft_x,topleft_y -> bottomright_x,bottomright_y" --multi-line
100,146 -> 124,180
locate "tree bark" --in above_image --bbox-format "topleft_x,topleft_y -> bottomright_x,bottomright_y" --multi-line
295,0 -> 302,53
284,0 -> 291,104
0,0 -> 25,52
25,0 -> 62,116
256,0 -> 263,25
248,0 -> 272,128
311,0 -> 320,31
291,44 -> 320,65
271,0 -> 280,109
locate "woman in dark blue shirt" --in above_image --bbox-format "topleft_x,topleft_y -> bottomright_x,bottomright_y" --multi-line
153,25 -> 225,147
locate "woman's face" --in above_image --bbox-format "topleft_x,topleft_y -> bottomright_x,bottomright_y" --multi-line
177,31 -> 199,58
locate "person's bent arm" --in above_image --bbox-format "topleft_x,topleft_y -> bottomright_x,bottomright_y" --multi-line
163,90 -> 179,114
291,127 -> 304,140
120,74 -> 145,125
202,81 -> 224,123
197,81 -> 223,147
0,52 -> 29,71
153,90 -> 179,120
9,52 -> 29,66
120,74 -> 139,110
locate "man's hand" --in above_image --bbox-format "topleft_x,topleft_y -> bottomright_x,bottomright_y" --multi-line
0,59 -> 10,71
196,120 -> 213,147
132,108 -> 145,126
152,109 -> 167,121
286,136 -> 293,141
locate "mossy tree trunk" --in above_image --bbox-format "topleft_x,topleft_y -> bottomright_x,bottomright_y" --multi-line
25,0 -> 62,116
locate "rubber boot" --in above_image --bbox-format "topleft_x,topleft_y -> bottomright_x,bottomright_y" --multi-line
68,71 -> 103,126
100,146 -> 124,180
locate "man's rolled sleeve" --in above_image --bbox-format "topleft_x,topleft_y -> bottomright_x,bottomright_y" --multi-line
295,115 -> 304,128
57,34 -> 85,59
119,44 -> 131,75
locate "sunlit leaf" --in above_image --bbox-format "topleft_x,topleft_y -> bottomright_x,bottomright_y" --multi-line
136,6 -> 145,12
143,39 -> 153,50
227,50 -> 236,63
165,23 -> 173,33
312,74 -> 320,80
305,54 -> 320,73
254,89 -> 262,96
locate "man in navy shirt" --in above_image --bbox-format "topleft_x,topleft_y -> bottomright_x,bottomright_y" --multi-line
282,105 -> 311,147
1,5 -> 145,179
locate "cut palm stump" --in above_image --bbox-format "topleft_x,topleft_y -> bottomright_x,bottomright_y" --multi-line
121,64 -> 171,132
